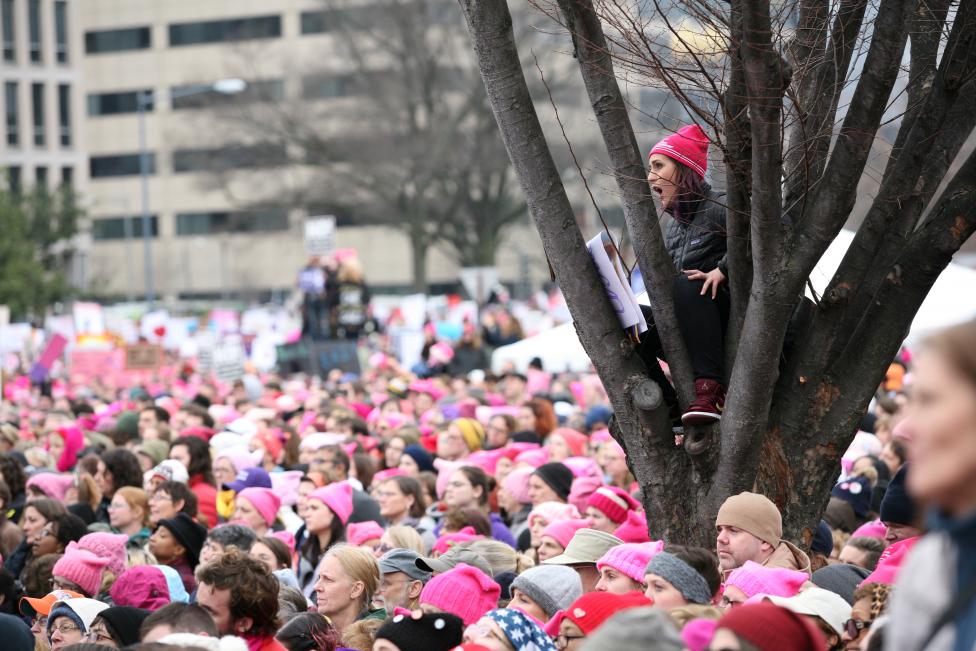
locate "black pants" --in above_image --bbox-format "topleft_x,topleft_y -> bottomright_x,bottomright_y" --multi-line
637,275 -> 730,401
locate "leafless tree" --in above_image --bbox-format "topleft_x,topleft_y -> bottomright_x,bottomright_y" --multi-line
458,0 -> 976,544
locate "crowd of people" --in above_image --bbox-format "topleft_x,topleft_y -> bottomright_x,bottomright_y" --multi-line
0,313 -> 969,651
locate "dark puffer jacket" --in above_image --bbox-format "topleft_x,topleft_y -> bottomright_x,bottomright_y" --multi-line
663,188 -> 728,276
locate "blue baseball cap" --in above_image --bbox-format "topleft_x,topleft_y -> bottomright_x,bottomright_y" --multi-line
222,467 -> 272,492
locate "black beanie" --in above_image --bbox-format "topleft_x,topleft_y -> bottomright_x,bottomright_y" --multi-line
375,612 -> 464,651
98,606 -> 151,646
879,464 -> 916,526
533,462 -> 574,501
157,513 -> 207,568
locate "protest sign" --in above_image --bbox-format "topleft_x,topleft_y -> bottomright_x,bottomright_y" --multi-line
304,216 -> 336,256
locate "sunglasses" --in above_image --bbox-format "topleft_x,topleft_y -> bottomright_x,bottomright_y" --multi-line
844,618 -> 872,638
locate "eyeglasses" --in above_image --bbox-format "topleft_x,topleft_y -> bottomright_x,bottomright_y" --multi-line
38,527 -> 55,538
149,492 -> 172,502
556,633 -> 586,648
30,617 -> 48,631
49,621 -> 80,636
844,618 -> 872,638
85,626 -> 114,644
50,578 -> 81,592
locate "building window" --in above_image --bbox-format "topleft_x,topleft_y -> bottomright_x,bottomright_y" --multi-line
35,166 -> 47,187
89,153 -> 156,178
176,210 -> 289,235
58,84 -> 70,147
87,89 -> 152,116
4,81 -> 17,146
92,215 -> 158,240
31,82 -> 44,146
85,26 -> 151,54
300,11 -> 328,34
1,0 -> 15,62
28,0 -> 41,62
172,144 -> 289,173
301,74 -> 352,100
168,15 -> 281,47
61,166 -> 73,186
54,1 -> 68,63
6,166 -> 21,193
170,79 -> 283,110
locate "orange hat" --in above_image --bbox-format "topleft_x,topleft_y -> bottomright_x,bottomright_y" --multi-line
19,589 -> 84,618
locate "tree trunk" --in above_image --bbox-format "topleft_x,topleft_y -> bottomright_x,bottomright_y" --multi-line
409,228 -> 429,294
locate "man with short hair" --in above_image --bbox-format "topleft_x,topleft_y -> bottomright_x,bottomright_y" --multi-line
138,406 -> 170,437
139,603 -> 218,642
715,492 -> 811,577
377,549 -> 431,615
195,549 -> 286,651
199,524 -> 258,566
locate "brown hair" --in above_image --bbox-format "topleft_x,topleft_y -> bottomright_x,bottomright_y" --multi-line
455,466 -> 496,508
442,507 -> 491,536
381,475 -> 427,519
74,473 -> 102,510
340,618 -> 381,651
195,549 -> 280,637
528,398 -> 557,438
256,535 -> 292,570
22,497 -> 67,526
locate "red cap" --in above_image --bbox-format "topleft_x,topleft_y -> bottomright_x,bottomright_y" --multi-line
563,591 -> 652,635
718,602 -> 826,651
648,124 -> 709,178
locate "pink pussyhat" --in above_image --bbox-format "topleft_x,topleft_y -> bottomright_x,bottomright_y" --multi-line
432,526 -> 484,555
466,449 -> 509,476
26,473 -> 74,502
347,521 -> 385,546
614,510 -> 652,543
419,563 -> 500,626
562,456 -> 601,479
726,560 -> 809,599
596,542 -> 664,582
528,502 -> 580,528
851,520 -> 887,540
682,618 -> 719,651
569,475 -> 603,515
541,518 -> 591,550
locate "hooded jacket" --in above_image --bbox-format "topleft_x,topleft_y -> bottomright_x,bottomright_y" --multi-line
765,540 -> 813,576
663,188 -> 729,276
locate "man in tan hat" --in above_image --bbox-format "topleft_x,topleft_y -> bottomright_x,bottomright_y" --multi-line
542,528 -> 623,592
715,491 -> 811,577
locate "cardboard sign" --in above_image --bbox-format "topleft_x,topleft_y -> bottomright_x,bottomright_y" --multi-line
304,216 -> 336,256
212,340 -> 246,382
125,344 -> 162,370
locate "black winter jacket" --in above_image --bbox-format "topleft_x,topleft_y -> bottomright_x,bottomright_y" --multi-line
664,188 -> 728,277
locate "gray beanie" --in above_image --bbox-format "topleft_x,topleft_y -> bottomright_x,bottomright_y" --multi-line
579,607 -> 684,651
811,563 -> 871,605
509,565 -> 582,618
644,552 -> 712,605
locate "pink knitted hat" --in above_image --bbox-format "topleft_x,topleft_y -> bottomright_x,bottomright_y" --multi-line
614,510 -> 652,543
77,533 -> 129,578
682,618 -> 719,651
419,563 -> 501,625
308,482 -> 354,524
347,521 -> 385,546
596,542 -> 664,582
569,476 -> 603,514
862,535 -> 918,586
502,467 -> 534,505
726,561 -> 808,599
541,518 -> 591,550
587,486 -> 641,524
549,428 -> 588,457
237,487 -> 281,527
562,456 -> 601,479
851,520 -> 888,540
466,449 -> 509,476
432,526 -> 484,555
648,124 -> 709,178
528,502 -> 580,528
26,473 -> 74,502
52,545 -> 110,597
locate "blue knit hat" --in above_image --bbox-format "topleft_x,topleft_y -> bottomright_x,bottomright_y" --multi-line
880,464 -> 916,526
831,477 -> 871,518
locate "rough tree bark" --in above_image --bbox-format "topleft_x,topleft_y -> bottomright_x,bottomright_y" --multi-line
458,0 -> 976,546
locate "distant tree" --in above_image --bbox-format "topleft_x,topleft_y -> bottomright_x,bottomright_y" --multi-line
0,185 -> 80,319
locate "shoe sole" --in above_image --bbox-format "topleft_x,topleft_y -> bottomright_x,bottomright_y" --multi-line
681,410 -> 722,426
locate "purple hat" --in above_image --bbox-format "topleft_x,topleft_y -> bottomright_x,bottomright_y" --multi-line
222,466 -> 272,493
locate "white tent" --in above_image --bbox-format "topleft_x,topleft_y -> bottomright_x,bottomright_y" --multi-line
492,230 -> 976,371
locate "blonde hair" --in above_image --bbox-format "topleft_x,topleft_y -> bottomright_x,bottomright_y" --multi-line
464,539 -> 535,576
669,604 -> 723,629
127,547 -> 156,568
115,486 -> 150,526
324,544 -> 380,609
341,618 -> 382,651
383,525 -> 425,555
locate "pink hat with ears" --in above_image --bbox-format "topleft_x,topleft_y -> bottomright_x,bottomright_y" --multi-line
597,542 -> 663,583
528,502 -> 581,528
237,487 -> 281,527
563,456 -> 601,479
433,459 -> 470,499
590,428 -> 612,444
77,532 -> 129,578
347,521 -> 385,546
373,468 -> 407,485
541,518 -> 591,550
269,470 -> 304,507
502,467 -> 534,505
515,448 -> 549,469
851,520 -> 887,540
726,561 -> 809,599
569,475 -> 603,515
432,527 -> 484,555
614,510 -> 652,543
682,619 -> 719,651
26,473 -> 74,502
466,449 -> 508,476
549,428 -> 588,457
307,481 -> 354,524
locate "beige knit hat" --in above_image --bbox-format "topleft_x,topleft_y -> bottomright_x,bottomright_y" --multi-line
715,492 -> 782,547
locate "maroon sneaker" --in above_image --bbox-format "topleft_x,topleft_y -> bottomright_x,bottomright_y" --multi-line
681,379 -> 725,426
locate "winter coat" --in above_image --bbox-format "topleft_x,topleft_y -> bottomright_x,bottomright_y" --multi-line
663,188 -> 728,276
448,345 -> 490,376
764,539 -> 812,575
886,511 -> 976,651
189,476 -> 217,529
